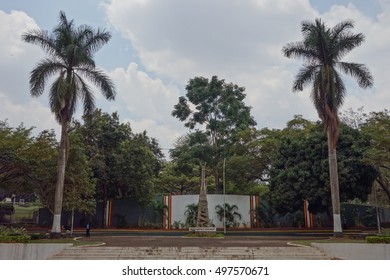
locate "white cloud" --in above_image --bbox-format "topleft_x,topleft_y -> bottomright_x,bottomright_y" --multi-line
109,62 -> 181,121
104,0 -> 321,132
103,62 -> 186,155
105,0 -> 317,80
103,0 -> 390,139
123,118 -> 183,152
0,91 -> 59,133
0,10 -> 59,135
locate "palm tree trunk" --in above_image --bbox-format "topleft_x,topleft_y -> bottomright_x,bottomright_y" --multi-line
327,132 -> 343,236
50,118 -> 68,238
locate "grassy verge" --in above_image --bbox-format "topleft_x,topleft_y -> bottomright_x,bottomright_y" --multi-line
29,237 -> 103,246
184,232 -> 225,238
291,237 -> 367,247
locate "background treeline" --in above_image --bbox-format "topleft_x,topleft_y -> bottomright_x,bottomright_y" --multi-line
2,107 -> 389,225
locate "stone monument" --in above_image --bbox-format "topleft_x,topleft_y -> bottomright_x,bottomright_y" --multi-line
196,164 -> 209,227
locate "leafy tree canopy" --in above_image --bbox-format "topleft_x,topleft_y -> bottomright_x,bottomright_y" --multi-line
361,110 -> 390,204
172,76 -> 256,192
268,117 -> 377,214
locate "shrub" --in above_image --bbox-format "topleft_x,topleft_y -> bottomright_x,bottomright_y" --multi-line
0,235 -> 30,243
0,226 -> 27,236
185,232 -> 224,238
29,233 -> 47,240
0,226 -> 31,243
366,236 -> 390,244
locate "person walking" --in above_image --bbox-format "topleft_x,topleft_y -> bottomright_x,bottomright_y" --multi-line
86,223 -> 91,238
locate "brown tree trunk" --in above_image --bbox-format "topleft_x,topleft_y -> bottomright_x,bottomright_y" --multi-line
327,131 -> 343,236
102,186 -> 108,228
50,118 -> 68,238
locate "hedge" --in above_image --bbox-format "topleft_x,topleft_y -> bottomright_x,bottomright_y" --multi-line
0,235 -> 31,243
366,236 -> 390,244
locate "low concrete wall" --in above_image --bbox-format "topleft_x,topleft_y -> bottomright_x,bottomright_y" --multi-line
0,243 -> 73,260
312,243 -> 390,260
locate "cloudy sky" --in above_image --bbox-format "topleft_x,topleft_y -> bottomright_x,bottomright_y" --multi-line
0,0 -> 389,157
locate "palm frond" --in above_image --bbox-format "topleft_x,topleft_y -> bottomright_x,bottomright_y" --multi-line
310,76 -> 325,117
74,73 -> 95,116
282,42 -> 317,62
83,28 -> 112,55
331,71 -> 346,109
332,33 -> 364,61
337,62 -> 374,88
66,76 -> 80,121
22,29 -> 60,59
57,11 -> 74,33
29,59 -> 65,97
49,72 -> 68,122
330,19 -> 354,39
78,68 -> 116,101
292,64 -> 318,92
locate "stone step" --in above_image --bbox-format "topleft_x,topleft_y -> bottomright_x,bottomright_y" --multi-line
49,246 -> 327,260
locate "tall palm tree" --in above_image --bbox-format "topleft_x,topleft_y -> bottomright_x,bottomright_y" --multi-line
282,18 -> 373,235
22,11 -> 116,237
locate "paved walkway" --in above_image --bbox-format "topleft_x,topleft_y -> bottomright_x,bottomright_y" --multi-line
80,235 -> 325,247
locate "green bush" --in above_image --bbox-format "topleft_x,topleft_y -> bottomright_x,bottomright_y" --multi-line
366,236 -> 390,244
185,232 -> 224,238
0,226 -> 31,243
0,235 -> 30,243
0,226 -> 27,236
29,233 -> 47,240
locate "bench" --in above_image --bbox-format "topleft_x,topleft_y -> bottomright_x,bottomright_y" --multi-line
188,227 -> 216,233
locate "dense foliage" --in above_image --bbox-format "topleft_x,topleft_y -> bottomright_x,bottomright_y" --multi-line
267,119 -> 377,214
172,76 -> 256,192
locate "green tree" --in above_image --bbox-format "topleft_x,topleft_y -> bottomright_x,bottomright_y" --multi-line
224,128 -> 273,194
215,203 -> 242,228
154,162 -> 199,195
169,132 -> 216,193
282,18 -> 373,235
81,109 -> 129,223
80,109 -> 163,226
116,131 -> 162,207
172,76 -> 256,192
22,11 -> 116,237
268,120 -> 376,216
63,130 -> 96,215
361,110 -> 390,203
27,130 -> 58,210
0,121 -> 35,192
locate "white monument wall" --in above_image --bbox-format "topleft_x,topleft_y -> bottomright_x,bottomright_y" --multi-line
170,194 -> 253,228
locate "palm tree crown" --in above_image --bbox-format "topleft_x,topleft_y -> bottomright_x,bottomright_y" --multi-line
22,11 -> 116,123
282,18 -> 373,149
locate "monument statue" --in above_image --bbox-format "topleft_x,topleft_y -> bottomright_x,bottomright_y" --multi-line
196,164 -> 209,227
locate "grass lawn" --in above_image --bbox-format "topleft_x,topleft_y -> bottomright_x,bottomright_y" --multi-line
30,237 -> 103,247
12,204 -> 39,222
291,237 -> 367,247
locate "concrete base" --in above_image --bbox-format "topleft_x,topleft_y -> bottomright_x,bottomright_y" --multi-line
0,244 -> 73,260
312,243 -> 390,260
